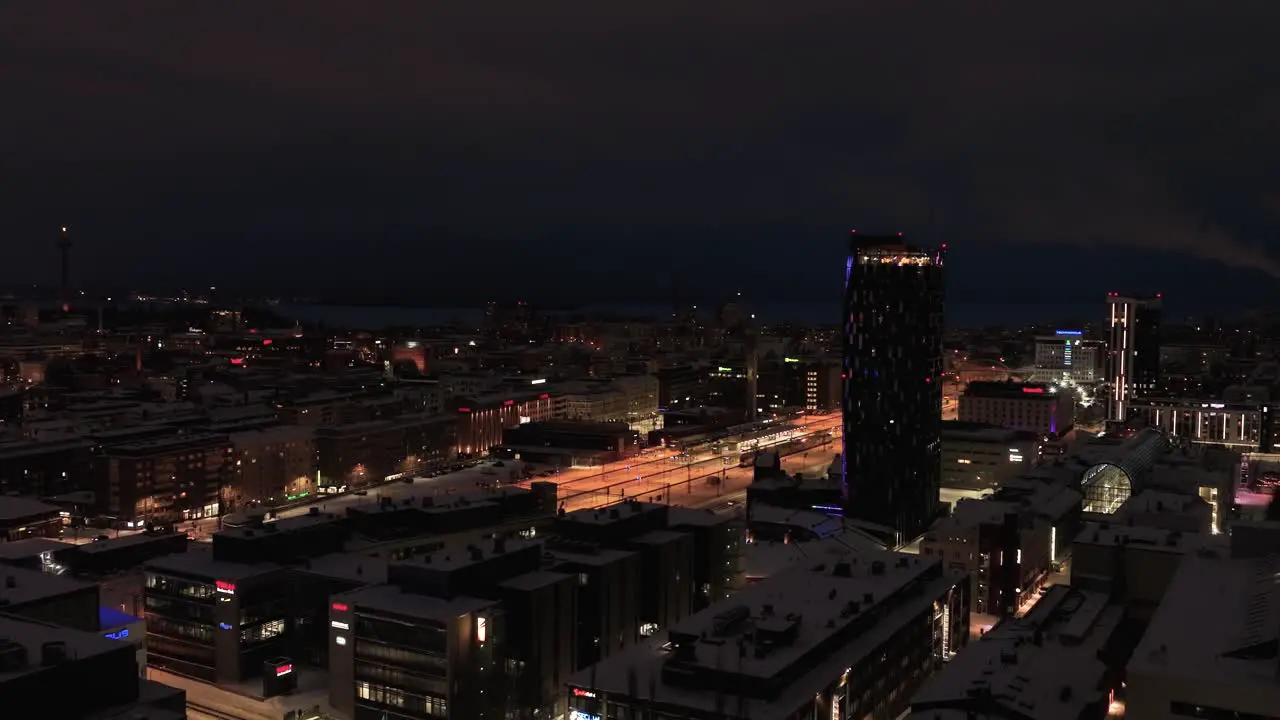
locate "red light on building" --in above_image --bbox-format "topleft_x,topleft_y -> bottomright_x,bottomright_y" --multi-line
263,338 -> 272,346
538,393 -> 549,400
458,407 -> 471,413
331,602 -> 349,612
503,399 -> 515,406
572,688 -> 597,698
215,580 -> 236,594
275,663 -> 293,677
1022,387 -> 1044,394
230,358 -> 244,366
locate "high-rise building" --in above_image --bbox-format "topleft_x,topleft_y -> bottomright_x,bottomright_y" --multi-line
1106,293 -> 1162,421
842,232 -> 946,544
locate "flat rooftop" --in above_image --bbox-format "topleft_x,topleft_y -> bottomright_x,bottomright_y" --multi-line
667,506 -> 733,528
146,546 -> 279,581
0,495 -> 61,523
744,531 -> 886,580
0,538 -> 72,560
71,530 -> 184,556
1118,489 -> 1211,517
909,586 -> 1122,720
1072,522 -> 1228,556
0,614 -> 126,683
215,510 -> 344,540
1129,554 -> 1280,704
559,500 -> 665,527
334,583 -> 497,622
0,565 -> 93,606
103,432 -> 228,454
393,538 -> 540,574
546,540 -> 637,568
497,569 -> 573,593
299,551 -> 389,585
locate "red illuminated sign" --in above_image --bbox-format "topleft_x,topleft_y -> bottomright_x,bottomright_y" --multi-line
458,407 -> 471,413
263,338 -> 272,346
215,580 -> 236,594
572,688 -> 597,698
275,663 -> 293,676
1022,387 -> 1044,394
539,393 -> 549,400
503,399 -> 515,406
229,358 -> 244,366
331,602 -> 349,612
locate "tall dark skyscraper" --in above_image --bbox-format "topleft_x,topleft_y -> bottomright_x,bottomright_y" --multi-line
58,225 -> 72,311
1106,293 -> 1162,421
842,232 -> 945,545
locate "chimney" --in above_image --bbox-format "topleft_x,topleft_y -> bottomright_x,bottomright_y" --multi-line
40,641 -> 67,667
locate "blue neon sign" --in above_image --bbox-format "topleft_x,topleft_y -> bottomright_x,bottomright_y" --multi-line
1055,330 -> 1082,336
104,629 -> 129,640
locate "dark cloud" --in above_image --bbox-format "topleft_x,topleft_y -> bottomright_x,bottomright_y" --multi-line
2,1 -> 1279,307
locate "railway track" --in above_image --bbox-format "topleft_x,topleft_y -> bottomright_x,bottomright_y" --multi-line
186,701 -> 244,720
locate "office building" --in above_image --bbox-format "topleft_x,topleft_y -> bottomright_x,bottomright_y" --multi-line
554,502 -> 693,646
143,549 -> 294,685
496,420 -> 642,466
314,413 -> 456,490
940,422 -> 1041,490
227,426 -> 316,509
1106,293 -> 1162,421
757,357 -> 842,414
0,564 -> 100,631
0,437 -> 94,498
0,614 -> 187,718
1070,522 -> 1227,620
920,480 -> 1081,617
455,392 -> 558,457
330,585 -> 501,720
96,433 -> 233,524
907,585 -> 1124,720
958,381 -> 1074,437
566,549 -> 969,720
1130,394 -> 1276,451
842,233 -> 946,544
143,510 -> 349,685
1032,330 -> 1104,385
0,496 -> 63,542
654,364 -> 707,413
328,538 -> 579,720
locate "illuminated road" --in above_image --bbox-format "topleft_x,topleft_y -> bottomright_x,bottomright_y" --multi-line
185,413 -> 841,534
553,429 -> 843,514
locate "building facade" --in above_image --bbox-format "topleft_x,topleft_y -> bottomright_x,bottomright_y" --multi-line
1107,293 -> 1162,421
1032,331 -> 1104,385
842,233 -> 945,544
958,381 -> 1074,437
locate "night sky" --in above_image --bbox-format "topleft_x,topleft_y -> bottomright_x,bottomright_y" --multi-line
3,2 -> 1279,319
